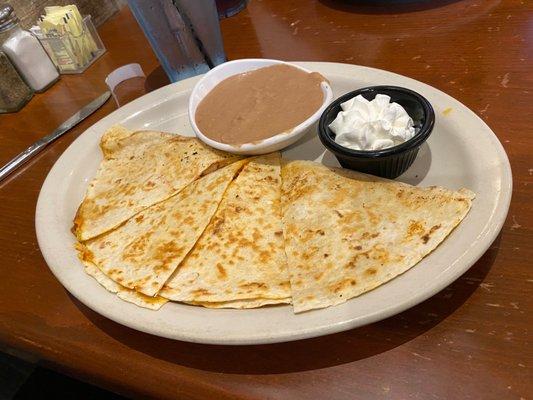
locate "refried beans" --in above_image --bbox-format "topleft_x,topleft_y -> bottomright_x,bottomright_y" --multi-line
195,64 -> 326,145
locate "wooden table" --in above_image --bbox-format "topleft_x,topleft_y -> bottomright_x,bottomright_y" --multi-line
0,1 -> 531,399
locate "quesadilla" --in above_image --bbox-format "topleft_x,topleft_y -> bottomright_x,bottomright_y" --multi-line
185,298 -> 291,309
73,125 -> 242,241
80,256 -> 168,310
77,159 -> 249,297
281,160 -> 475,313
160,153 -> 291,306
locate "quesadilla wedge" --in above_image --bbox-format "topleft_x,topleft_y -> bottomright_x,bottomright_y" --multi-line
77,159 -> 249,297
73,125 -> 242,241
185,297 -> 291,309
281,160 -> 475,313
160,152 -> 291,305
80,257 -> 168,310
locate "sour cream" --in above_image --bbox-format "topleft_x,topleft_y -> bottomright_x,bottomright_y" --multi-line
328,94 -> 416,151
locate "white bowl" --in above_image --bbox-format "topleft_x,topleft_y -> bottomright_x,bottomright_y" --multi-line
188,58 -> 334,155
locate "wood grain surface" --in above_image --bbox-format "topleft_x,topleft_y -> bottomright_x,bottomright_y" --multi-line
0,1 -> 531,399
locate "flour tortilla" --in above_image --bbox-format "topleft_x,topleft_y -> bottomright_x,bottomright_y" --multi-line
78,159 -> 248,296
82,252 -> 286,309
83,255 -> 287,310
281,160 -> 475,313
185,297 -> 291,309
160,153 -> 291,305
80,256 -> 168,310
73,125 -> 242,241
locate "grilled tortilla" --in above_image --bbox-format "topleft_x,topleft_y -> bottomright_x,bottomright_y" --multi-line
78,159 -> 248,297
160,153 -> 291,305
73,125 -> 242,241
281,160 -> 475,313
185,298 -> 291,309
80,256 -> 168,310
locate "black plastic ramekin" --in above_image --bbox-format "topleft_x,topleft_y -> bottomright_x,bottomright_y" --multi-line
318,85 -> 435,179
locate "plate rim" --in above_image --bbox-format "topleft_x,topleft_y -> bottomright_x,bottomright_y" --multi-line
35,62 -> 512,345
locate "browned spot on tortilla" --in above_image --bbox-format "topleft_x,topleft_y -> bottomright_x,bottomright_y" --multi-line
366,268 -> 377,275
142,295 -> 164,305
329,279 -> 353,294
211,217 -> 225,235
259,251 -> 272,263
362,231 -> 380,240
135,215 -> 144,223
334,210 -> 343,218
263,175 -> 277,183
216,263 -> 227,279
324,253 -> 329,258
119,184 -> 136,197
279,281 -> 290,289
408,220 -> 425,236
239,282 -> 267,290
252,229 -> 262,241
122,233 -> 151,261
345,249 -> 371,269
286,224 -> 298,237
274,230 -> 283,236
366,209 -> 380,225
153,240 -> 184,268
285,174 -> 312,201
421,224 -> 442,244
78,245 -> 94,263
206,242 -> 219,251
191,288 -> 211,296
194,243 -> 205,252
369,246 -> 389,264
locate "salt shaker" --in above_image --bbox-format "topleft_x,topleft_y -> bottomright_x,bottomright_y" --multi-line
0,4 -> 59,92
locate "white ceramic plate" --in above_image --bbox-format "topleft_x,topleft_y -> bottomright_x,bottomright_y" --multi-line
36,62 -> 512,345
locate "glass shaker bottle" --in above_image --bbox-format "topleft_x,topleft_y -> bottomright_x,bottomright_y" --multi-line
0,4 -> 59,92
0,50 -> 33,113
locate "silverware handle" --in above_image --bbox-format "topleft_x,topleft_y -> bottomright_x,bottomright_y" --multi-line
0,138 -> 48,183
0,92 -> 110,184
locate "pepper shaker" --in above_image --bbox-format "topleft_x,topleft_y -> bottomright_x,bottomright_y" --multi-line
0,50 -> 33,113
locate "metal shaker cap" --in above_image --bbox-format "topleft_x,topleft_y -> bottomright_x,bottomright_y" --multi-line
0,4 -> 18,33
